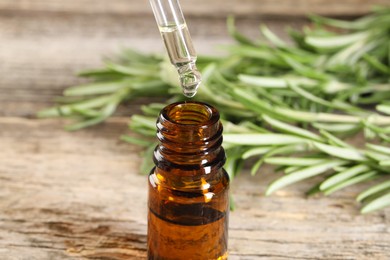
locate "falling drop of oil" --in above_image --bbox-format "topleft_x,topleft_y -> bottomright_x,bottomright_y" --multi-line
178,63 -> 201,98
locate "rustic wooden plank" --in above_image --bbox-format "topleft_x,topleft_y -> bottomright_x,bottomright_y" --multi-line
1,1 -> 389,258
0,0 -> 388,16
1,117 -> 389,259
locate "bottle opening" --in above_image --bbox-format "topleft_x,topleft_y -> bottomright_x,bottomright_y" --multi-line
155,101 -> 224,172
162,101 -> 218,126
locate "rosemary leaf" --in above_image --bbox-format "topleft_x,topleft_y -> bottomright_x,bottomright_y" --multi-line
266,160 -> 346,195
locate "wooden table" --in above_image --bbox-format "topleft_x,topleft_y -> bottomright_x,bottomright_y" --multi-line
1,1 -> 389,259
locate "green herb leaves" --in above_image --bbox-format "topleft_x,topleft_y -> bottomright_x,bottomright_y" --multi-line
38,7 -> 390,213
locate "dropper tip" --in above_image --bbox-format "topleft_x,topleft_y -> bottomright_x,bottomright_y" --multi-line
183,90 -> 197,98
179,67 -> 201,98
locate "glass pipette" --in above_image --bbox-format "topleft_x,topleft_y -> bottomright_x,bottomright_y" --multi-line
149,0 -> 201,98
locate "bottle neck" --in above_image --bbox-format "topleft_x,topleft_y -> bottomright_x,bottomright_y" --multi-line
153,101 -> 225,177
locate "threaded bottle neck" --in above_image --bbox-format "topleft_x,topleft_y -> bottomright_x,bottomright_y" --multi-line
153,101 -> 225,176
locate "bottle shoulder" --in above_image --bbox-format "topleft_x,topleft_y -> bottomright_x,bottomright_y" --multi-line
149,168 -> 229,208
149,167 -> 229,193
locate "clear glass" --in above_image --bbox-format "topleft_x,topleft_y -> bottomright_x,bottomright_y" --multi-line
149,0 -> 185,27
147,101 -> 229,260
149,0 -> 202,98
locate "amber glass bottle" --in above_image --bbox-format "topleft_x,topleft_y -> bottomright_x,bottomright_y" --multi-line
147,101 -> 229,260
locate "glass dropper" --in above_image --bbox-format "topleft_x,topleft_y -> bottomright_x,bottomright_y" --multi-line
149,0 -> 201,98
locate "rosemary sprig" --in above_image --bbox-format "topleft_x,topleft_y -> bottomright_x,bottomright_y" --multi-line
39,7 -> 390,213
125,111 -> 390,214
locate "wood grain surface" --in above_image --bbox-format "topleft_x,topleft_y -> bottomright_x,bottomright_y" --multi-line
1,0 -> 389,16
1,117 -> 389,259
1,1 -> 390,259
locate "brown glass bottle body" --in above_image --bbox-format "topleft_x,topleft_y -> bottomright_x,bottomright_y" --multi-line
147,101 -> 229,260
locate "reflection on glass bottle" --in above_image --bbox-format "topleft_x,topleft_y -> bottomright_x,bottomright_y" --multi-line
147,101 -> 229,260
